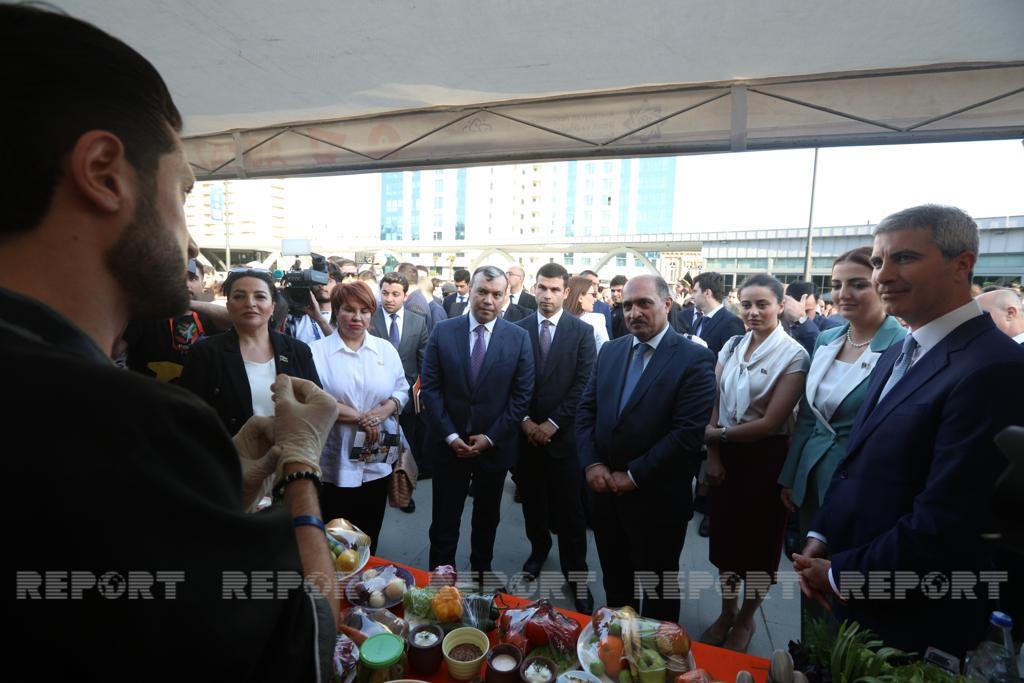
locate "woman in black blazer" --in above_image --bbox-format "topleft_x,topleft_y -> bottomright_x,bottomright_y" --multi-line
180,269 -> 321,436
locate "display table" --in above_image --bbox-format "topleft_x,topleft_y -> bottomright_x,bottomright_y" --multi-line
342,557 -> 771,683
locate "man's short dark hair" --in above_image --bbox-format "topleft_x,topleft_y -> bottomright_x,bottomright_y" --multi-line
453,268 -> 471,284
786,280 -> 818,301
396,262 -> 418,284
609,275 -> 628,288
326,261 -> 344,283
380,272 -> 409,293
536,263 -> 569,288
1,5 -> 183,237
693,272 -> 726,302
579,270 -> 599,279
471,265 -> 508,291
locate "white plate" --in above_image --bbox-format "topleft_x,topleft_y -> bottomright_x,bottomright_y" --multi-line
331,542 -> 371,582
576,622 -> 695,683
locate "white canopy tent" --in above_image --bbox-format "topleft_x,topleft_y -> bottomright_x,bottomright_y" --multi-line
50,0 -> 1024,180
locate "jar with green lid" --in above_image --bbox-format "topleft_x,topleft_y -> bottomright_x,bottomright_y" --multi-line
357,632 -> 406,683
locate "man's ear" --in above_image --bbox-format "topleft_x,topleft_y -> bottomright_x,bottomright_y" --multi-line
67,131 -> 132,215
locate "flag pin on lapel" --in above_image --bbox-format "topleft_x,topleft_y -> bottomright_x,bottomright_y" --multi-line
759,368 -> 768,374
279,355 -> 289,363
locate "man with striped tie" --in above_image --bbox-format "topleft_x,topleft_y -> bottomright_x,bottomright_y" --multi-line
794,204 -> 1024,657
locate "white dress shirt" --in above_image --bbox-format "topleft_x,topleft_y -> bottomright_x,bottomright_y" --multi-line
1014,331 -> 1024,344
581,311 -> 610,354
309,332 -> 409,487
510,290 -> 523,306
446,313 -> 498,446
809,298 -> 984,595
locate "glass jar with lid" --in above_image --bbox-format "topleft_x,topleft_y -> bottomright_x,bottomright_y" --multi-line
357,632 -> 407,683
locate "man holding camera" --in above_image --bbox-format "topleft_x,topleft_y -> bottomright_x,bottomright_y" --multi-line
285,259 -> 341,343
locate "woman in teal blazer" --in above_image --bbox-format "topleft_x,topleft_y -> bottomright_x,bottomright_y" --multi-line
779,248 -> 907,534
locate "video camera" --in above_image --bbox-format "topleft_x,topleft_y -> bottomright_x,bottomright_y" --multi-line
282,252 -> 329,312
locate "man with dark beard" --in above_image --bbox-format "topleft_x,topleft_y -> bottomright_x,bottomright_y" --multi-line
1,6 -> 341,679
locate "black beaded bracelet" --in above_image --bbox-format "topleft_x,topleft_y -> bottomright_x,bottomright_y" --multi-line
273,470 -> 322,500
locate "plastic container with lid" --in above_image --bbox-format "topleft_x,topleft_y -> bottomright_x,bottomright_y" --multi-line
357,632 -> 407,683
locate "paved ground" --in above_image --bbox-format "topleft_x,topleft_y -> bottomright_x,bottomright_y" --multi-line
375,475 -> 799,659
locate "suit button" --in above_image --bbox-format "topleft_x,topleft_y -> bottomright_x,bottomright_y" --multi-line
839,470 -> 848,480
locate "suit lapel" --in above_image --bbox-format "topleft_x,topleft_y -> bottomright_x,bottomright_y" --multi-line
398,313 -> 418,358
617,331 -> 679,423
698,310 -> 722,339
371,310 -> 387,339
222,330 -> 253,410
473,319 -> 506,394
804,333 -> 843,428
524,314 -> 542,378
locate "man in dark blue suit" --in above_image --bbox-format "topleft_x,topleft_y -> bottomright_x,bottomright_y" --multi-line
794,205 -> 1024,656
783,280 -> 843,355
577,274 -> 716,622
421,265 -> 534,577
680,272 -> 746,355
515,263 -> 596,613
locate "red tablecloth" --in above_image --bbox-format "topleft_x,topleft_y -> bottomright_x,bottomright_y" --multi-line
341,557 -> 771,683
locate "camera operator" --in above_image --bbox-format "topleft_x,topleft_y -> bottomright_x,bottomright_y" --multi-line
284,257 -> 340,343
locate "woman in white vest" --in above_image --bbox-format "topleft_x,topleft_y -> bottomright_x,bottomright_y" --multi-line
702,273 -> 809,652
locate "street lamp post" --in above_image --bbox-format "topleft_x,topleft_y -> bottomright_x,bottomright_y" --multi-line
803,148 -> 819,282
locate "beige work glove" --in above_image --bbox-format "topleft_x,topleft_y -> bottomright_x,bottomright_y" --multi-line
232,415 -> 280,512
270,374 -> 337,480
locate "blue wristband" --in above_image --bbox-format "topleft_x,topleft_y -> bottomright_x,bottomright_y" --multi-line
293,515 -> 325,531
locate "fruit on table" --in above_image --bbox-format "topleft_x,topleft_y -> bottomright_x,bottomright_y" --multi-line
769,649 -> 794,683
636,648 -> 666,683
431,585 -> 464,622
654,622 -> 691,658
383,577 -> 406,601
735,672 -> 754,683
335,548 -> 359,572
598,635 -> 625,677
676,670 -> 711,683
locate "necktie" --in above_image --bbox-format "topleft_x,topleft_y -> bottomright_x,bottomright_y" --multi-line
539,319 -> 553,367
692,309 -> 705,337
618,342 -> 650,416
469,324 -> 487,386
877,334 -> 919,403
388,313 -> 400,349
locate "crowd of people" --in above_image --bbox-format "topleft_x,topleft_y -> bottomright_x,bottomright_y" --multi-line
4,6 -> 1022,678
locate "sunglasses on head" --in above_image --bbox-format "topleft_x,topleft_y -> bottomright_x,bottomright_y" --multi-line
228,267 -> 272,275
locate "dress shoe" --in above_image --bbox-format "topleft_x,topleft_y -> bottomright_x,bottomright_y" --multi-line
698,514 -> 710,538
573,591 -> 594,615
400,499 -> 416,514
521,558 -> 544,581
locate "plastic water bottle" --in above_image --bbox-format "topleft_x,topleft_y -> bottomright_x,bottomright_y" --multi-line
966,611 -> 1020,682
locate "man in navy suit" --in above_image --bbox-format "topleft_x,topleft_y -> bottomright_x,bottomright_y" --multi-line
783,281 -> 843,355
397,262 -> 447,331
681,272 -> 746,355
794,205 -> 1024,656
577,274 -> 716,622
421,265 -> 534,578
442,268 -> 471,317
516,263 -> 596,613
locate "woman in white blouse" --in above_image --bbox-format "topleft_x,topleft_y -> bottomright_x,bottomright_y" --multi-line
700,273 -> 810,652
565,275 -> 609,354
309,281 -> 409,555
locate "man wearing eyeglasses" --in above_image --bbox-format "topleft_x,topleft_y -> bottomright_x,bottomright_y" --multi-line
506,265 -> 536,311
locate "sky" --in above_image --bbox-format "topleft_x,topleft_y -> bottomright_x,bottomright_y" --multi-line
284,140 -> 1024,238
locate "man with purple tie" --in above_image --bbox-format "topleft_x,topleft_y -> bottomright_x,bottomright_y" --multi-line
421,266 -> 534,581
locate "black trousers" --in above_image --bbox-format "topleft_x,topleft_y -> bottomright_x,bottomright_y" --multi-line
589,487 -> 689,623
428,453 -> 506,572
519,445 -> 588,578
319,475 -> 390,556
